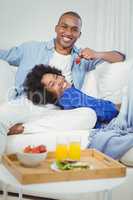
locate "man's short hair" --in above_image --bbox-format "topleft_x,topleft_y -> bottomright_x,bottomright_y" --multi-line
58,11 -> 82,26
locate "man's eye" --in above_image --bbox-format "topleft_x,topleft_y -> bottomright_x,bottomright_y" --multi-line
61,25 -> 67,29
72,28 -> 78,32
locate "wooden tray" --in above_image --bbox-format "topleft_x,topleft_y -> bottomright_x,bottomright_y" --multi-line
2,149 -> 126,185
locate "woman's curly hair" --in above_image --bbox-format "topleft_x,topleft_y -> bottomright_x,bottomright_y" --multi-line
23,64 -> 62,105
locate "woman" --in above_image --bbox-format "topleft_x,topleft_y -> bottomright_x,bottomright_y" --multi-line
23,64 -> 119,128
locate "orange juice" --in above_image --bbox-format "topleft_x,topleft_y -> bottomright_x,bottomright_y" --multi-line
56,144 -> 68,161
69,142 -> 81,160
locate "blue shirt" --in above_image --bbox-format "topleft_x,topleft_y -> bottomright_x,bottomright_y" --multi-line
0,39 -> 103,96
57,87 -> 118,127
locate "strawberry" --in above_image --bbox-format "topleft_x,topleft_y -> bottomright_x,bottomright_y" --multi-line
38,145 -> 47,153
23,145 -> 32,153
31,147 -> 40,153
75,57 -> 81,65
23,144 -> 47,153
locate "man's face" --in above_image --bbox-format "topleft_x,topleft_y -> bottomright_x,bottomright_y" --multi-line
55,14 -> 81,52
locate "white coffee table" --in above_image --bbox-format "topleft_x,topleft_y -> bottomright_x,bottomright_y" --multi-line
0,163 -> 126,200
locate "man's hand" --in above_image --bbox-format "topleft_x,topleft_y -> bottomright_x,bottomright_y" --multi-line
79,48 -> 98,60
79,48 -> 125,63
8,123 -> 24,135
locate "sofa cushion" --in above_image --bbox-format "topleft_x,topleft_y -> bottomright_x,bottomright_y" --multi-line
81,70 -> 98,98
82,60 -> 133,104
120,148 -> 133,167
24,107 -> 97,133
0,60 -> 16,104
95,60 -> 133,103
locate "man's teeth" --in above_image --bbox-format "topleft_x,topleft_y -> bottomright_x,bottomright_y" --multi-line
63,37 -> 71,42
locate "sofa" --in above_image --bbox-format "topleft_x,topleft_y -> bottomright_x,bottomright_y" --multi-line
0,59 -> 133,200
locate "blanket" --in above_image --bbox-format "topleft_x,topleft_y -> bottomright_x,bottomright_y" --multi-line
88,67 -> 133,159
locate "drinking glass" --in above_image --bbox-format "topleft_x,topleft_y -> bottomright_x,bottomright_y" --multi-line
69,135 -> 81,161
55,136 -> 68,161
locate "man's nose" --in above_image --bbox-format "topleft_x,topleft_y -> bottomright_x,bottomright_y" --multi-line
65,28 -> 72,36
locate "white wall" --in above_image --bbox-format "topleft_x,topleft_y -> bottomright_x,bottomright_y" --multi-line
0,0 -> 90,48
0,0 -> 133,57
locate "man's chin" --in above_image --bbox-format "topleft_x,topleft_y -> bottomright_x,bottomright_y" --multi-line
60,41 -> 74,49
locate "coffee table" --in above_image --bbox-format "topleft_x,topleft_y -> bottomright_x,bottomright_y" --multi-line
0,163 -> 126,200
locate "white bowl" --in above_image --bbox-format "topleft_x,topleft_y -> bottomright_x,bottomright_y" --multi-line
16,151 -> 48,167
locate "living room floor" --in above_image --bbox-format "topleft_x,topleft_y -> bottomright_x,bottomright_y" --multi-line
0,196 -> 29,200
0,193 -> 55,200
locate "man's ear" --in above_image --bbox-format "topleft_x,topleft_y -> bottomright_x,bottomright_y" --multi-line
79,31 -> 82,38
55,25 -> 58,33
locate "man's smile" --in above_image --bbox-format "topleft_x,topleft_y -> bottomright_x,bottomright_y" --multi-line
61,35 -> 73,43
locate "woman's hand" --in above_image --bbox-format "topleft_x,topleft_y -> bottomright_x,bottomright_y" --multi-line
8,123 -> 24,135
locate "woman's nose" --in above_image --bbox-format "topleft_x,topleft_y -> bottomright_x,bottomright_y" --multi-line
57,77 -> 63,86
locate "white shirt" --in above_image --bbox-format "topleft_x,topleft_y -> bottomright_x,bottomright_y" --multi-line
49,51 -> 72,83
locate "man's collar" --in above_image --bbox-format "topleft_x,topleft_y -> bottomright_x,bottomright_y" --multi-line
45,38 -> 79,54
46,39 -> 55,50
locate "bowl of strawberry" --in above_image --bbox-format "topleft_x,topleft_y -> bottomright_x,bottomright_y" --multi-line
16,144 -> 48,167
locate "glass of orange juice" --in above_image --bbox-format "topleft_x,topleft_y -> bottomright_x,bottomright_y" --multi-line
69,135 -> 81,161
55,136 -> 68,161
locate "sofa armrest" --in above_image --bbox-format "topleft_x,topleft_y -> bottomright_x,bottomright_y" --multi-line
0,60 -> 16,104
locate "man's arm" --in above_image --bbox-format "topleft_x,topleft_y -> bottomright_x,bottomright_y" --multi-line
0,45 -> 24,66
79,48 -> 125,63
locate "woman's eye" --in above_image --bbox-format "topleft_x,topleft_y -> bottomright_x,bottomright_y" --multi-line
50,82 -> 55,88
47,81 -> 54,89
55,75 -> 58,80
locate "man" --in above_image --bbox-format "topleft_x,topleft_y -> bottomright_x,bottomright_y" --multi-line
0,11 -> 125,96
0,11 -> 125,135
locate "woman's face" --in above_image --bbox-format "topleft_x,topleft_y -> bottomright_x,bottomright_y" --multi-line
41,73 -> 71,97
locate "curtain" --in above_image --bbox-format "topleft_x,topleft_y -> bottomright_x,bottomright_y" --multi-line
0,0 -> 133,58
79,0 -> 133,59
